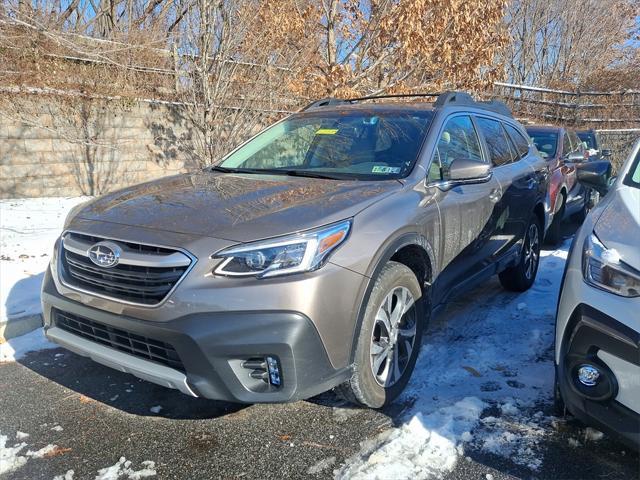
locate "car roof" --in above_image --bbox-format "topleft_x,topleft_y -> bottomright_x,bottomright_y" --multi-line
298,102 -> 437,116
300,91 -> 513,118
526,125 -> 563,133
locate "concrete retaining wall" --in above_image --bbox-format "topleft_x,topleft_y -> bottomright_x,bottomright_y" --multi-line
0,97 -> 193,199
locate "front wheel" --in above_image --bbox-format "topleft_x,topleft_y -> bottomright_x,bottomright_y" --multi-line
573,188 -> 599,223
336,261 -> 425,408
499,217 -> 541,292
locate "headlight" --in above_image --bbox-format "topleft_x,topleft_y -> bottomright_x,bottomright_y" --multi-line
213,219 -> 352,278
582,233 -> 640,297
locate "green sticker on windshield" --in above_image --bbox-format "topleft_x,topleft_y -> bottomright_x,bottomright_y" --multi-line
372,166 -> 401,174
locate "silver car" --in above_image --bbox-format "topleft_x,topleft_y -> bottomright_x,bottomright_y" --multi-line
555,140 -> 640,448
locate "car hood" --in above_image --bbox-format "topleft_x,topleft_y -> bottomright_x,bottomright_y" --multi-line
594,185 -> 640,271
72,172 -> 402,242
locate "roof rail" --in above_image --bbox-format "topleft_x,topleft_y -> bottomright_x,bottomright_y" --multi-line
300,91 -> 513,117
435,91 -> 512,117
300,97 -> 349,111
346,93 -> 441,102
302,93 -> 441,111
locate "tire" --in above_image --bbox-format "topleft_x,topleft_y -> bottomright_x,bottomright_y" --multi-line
573,188 -> 599,223
553,367 -> 567,417
336,261 -> 425,408
545,193 -> 565,245
499,216 -> 542,292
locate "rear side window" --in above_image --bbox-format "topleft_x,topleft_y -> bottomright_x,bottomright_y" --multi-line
569,131 -> 583,152
428,115 -> 483,182
527,130 -> 558,159
475,117 -> 514,167
578,131 -> 598,150
504,124 -> 529,158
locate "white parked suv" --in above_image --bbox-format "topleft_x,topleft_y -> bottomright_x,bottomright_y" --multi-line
555,141 -> 640,448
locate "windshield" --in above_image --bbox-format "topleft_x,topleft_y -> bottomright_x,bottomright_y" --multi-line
625,149 -> 640,190
577,132 -> 597,150
527,130 -> 558,159
218,110 -> 433,180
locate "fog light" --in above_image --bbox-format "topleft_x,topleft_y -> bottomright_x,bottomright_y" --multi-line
266,356 -> 281,386
577,364 -> 600,387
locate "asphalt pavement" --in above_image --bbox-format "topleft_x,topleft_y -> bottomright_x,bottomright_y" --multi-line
1,222 -> 638,480
1,333 -> 637,479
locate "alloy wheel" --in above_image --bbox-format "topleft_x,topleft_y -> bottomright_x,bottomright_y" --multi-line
524,223 -> 540,280
370,286 -> 417,387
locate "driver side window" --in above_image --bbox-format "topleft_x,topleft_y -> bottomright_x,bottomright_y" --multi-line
428,115 -> 483,182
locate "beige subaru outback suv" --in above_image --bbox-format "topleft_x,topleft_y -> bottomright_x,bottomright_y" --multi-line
43,92 -> 549,407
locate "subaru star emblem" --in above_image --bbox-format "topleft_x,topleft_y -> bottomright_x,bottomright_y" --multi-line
88,241 -> 122,268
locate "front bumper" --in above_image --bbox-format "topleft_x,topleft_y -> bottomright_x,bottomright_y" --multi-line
42,268 -> 351,403
556,302 -> 640,449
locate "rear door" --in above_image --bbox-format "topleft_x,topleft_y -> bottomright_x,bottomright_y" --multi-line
474,115 -> 537,260
428,114 -> 502,303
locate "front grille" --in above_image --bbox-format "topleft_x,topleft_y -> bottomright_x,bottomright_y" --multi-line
54,309 -> 185,372
60,232 -> 192,305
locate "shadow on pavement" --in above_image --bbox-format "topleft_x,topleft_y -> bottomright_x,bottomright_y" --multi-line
541,219 -> 581,251
18,347 -> 247,420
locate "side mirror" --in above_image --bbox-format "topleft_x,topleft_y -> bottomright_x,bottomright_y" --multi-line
601,149 -> 612,158
576,160 -> 612,196
448,159 -> 492,183
565,151 -> 585,163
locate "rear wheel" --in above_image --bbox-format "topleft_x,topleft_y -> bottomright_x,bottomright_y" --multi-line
499,216 -> 541,292
336,261 -> 425,408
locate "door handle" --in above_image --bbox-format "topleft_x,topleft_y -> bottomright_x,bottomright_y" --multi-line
489,188 -> 501,203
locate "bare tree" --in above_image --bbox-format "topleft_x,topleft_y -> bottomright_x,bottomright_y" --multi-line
169,0 -> 297,167
504,0 -> 639,86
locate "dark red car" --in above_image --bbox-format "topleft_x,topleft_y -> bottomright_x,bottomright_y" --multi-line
526,125 -> 591,243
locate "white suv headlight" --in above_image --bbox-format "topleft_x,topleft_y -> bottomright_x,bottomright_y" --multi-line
213,219 -> 352,278
583,233 -> 640,297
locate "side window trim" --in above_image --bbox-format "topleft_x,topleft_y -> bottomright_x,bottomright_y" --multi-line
562,131 -> 572,156
501,123 -> 519,164
473,114 -> 514,169
502,122 -> 529,161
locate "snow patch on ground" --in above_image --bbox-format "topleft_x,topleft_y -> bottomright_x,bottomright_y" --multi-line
308,456 -> 336,475
0,327 -> 58,362
0,197 -> 86,359
1,197 -> 87,321
336,397 -> 486,479
337,243 -> 570,478
0,432 -> 27,475
475,406 -> 552,471
584,427 -> 604,442
26,443 -> 59,459
54,469 -> 75,480
95,457 -> 156,480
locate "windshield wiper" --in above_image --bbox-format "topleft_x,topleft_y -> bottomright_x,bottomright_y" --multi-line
210,166 -> 266,174
211,165 -> 346,180
280,170 -> 347,180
